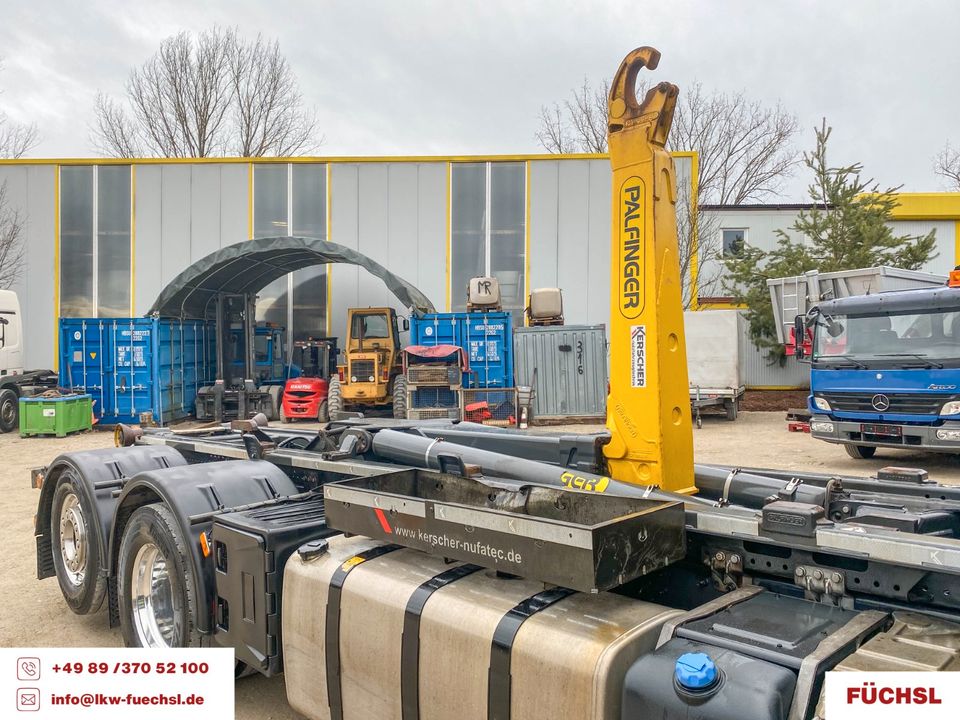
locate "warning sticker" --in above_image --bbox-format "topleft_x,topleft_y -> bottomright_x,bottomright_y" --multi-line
630,326 -> 646,388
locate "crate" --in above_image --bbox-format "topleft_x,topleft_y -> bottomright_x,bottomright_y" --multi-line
407,407 -> 461,420
19,394 -> 93,438
462,387 -> 517,425
407,364 -> 462,388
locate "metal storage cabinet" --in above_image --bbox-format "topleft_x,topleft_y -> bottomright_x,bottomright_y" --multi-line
410,312 -> 513,388
59,318 -> 215,424
514,325 -> 607,420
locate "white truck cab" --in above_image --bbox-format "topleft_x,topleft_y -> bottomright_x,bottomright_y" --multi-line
0,289 -> 24,376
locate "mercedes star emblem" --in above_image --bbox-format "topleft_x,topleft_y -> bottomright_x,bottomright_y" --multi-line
871,394 -> 891,412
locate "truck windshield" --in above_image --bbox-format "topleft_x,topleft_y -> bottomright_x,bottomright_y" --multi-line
813,309 -> 960,364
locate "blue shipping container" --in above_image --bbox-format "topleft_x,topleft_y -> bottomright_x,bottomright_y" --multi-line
410,312 -> 514,388
59,318 -> 216,425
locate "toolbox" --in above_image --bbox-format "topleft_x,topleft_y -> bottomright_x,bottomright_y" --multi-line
323,469 -> 686,592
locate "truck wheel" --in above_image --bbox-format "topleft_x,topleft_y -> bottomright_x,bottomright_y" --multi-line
327,376 -> 342,420
845,444 -> 877,460
724,398 -> 738,421
50,477 -> 106,614
118,503 -> 201,649
317,399 -> 329,423
0,388 -> 18,432
280,405 -> 290,423
392,375 -> 408,419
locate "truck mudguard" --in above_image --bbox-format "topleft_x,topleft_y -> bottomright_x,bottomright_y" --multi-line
106,459 -> 298,634
35,445 -> 187,581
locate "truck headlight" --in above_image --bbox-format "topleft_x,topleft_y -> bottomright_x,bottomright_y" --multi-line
811,421 -> 834,433
351,376 -> 357,383
937,429 -> 960,441
368,375 -> 375,382
813,396 -> 831,411
941,400 -> 960,416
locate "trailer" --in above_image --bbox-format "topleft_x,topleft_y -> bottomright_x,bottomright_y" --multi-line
30,47 -> 960,720
684,309 -> 745,425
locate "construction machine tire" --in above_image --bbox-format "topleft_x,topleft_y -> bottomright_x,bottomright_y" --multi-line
845,444 -> 877,460
0,388 -> 18,433
327,376 -> 343,420
392,375 -> 408,419
317,399 -> 329,423
267,386 -> 283,421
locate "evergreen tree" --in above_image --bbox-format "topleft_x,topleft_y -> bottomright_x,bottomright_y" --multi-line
724,120 -> 938,359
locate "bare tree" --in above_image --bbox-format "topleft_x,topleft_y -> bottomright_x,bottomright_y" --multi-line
93,27 -> 319,157
536,77 -> 799,305
934,141 -> 960,189
0,184 -> 25,289
0,60 -> 39,159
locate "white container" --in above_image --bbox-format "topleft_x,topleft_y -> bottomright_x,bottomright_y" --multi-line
684,309 -> 744,393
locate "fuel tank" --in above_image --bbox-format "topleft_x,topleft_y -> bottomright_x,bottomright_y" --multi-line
282,534 -> 681,720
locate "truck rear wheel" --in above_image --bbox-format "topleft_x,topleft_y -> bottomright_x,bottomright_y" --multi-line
0,388 -> 18,432
51,477 -> 106,614
392,375 -> 408,419
118,503 -> 201,649
327,376 -> 342,420
845,444 -> 877,460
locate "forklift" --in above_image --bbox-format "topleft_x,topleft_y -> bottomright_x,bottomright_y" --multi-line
280,337 -> 337,423
195,294 -> 289,422
327,307 -> 409,420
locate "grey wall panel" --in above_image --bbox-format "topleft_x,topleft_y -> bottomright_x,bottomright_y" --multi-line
889,220 -> 954,273
586,159 -> 611,325
555,161 -> 591,325
330,164 -> 359,343
25,166 -> 56,368
190,165 -> 221,262
219,163 -> 249,246
134,166 -> 163,315
159,165 -> 192,290
416,163 -> 447,311
529,161 -> 559,291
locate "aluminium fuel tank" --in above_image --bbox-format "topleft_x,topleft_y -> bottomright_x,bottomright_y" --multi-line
281,534 -> 681,720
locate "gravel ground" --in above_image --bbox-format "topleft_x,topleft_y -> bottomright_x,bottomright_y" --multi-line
3,412 -> 960,719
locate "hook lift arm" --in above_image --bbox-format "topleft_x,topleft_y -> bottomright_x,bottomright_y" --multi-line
602,47 -> 696,493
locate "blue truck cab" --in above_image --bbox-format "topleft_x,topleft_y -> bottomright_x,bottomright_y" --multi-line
806,279 -> 960,458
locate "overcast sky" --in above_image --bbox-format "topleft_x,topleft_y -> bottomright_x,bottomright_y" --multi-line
0,1 -> 957,199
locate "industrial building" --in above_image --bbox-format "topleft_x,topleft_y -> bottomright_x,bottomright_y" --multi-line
0,153 -> 695,370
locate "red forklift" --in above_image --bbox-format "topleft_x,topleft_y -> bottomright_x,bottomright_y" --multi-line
280,338 -> 337,423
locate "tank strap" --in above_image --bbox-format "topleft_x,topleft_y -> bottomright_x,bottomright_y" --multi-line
325,544 -> 401,720
487,587 -> 576,720
400,563 -> 483,720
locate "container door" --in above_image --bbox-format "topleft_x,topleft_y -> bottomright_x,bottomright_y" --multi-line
59,319 -> 112,421
112,319 -> 154,423
466,314 -> 510,388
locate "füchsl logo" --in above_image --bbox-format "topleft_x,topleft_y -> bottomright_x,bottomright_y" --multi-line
847,681 -> 942,705
827,672 -> 955,719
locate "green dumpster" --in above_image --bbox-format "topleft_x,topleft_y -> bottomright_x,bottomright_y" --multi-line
19,394 -> 93,438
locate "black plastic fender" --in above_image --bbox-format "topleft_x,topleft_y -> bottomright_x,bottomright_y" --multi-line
35,445 -> 187,581
106,460 -> 298,635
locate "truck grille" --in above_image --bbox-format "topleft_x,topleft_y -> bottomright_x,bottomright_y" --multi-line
820,392 -> 949,415
350,360 -> 375,381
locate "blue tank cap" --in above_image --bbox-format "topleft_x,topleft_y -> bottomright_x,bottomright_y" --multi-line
675,652 -> 718,690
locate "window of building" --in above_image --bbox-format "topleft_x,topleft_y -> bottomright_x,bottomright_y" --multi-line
722,228 -> 746,257
252,163 -> 328,355
450,162 -> 526,322
59,165 -> 132,318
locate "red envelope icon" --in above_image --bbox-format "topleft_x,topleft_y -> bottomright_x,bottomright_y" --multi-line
17,689 -> 39,711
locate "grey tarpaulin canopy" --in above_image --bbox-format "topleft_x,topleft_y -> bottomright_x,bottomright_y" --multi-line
147,236 -> 436,319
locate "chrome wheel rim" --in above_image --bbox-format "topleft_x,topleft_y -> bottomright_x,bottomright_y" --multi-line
58,493 -> 86,586
131,543 -> 178,647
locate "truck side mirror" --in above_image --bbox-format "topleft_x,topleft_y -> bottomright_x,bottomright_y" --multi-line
793,315 -> 806,359
400,317 -> 410,332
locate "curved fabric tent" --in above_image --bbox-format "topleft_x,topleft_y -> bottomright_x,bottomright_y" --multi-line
148,236 -> 436,319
